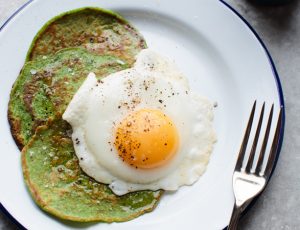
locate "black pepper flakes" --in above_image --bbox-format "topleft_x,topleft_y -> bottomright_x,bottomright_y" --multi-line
75,138 -> 80,145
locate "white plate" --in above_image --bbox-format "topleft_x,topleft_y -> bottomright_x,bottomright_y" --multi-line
0,0 -> 285,229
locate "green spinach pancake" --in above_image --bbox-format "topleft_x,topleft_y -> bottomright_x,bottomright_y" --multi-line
27,7 -> 146,65
22,118 -> 162,222
8,48 -> 128,149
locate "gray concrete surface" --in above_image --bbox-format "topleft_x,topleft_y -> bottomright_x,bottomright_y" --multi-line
0,0 -> 299,229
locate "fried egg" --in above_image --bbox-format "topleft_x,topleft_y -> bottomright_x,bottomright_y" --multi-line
63,49 -> 216,195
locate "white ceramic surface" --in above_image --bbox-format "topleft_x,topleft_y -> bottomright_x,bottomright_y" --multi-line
0,0 -> 284,229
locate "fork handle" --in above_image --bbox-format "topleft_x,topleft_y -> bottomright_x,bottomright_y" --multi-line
227,203 -> 242,230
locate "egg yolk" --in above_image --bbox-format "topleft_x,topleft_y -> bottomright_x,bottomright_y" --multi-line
114,109 -> 179,169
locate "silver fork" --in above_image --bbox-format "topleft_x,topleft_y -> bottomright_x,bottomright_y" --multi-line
227,101 -> 283,230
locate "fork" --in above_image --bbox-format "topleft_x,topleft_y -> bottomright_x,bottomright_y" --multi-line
227,101 -> 283,230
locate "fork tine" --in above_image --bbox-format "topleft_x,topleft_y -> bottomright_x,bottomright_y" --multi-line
255,104 -> 274,175
235,101 -> 256,170
245,102 -> 265,173
263,107 -> 283,179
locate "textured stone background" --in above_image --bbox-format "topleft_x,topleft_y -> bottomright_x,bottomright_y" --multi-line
0,0 -> 299,229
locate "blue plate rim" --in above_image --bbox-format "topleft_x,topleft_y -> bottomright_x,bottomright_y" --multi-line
0,0 -> 285,229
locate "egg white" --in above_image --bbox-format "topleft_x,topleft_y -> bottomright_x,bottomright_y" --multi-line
63,49 -> 216,195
